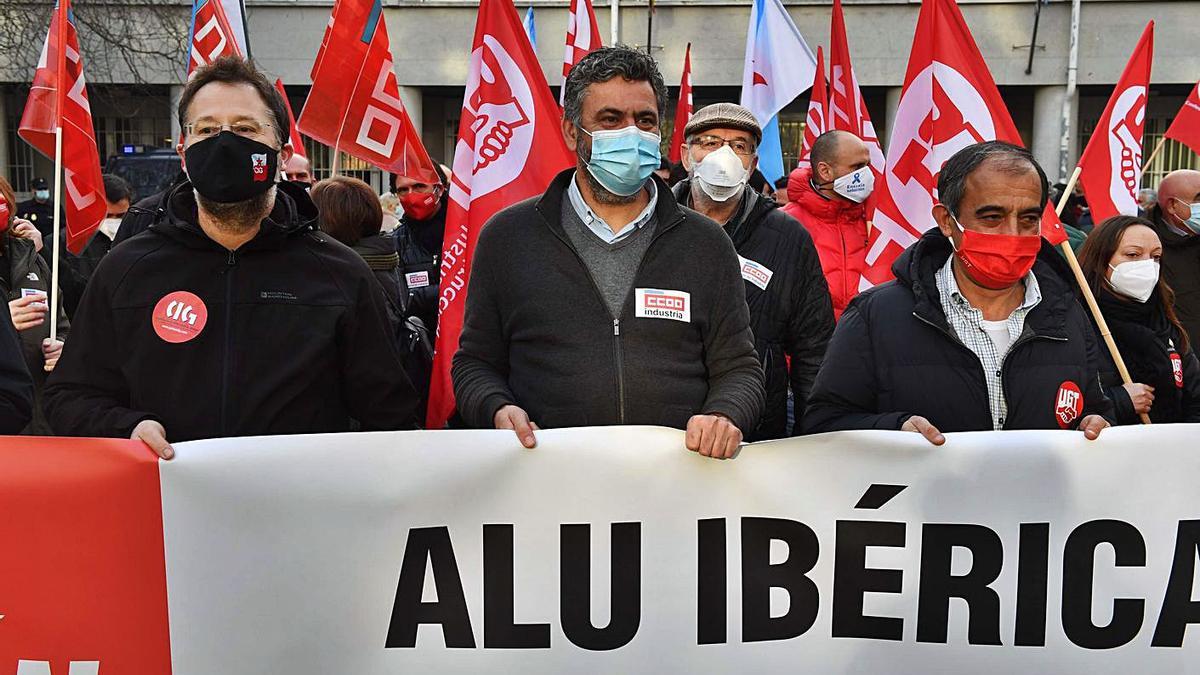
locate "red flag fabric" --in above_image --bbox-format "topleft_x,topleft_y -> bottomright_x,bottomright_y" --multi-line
861,0 -> 1064,289
298,0 -> 438,182
427,0 -> 574,428
667,42 -> 693,165
560,0 -> 602,105
798,46 -> 827,167
1165,79 -> 1200,156
274,78 -> 308,159
828,0 -> 884,179
18,0 -> 106,255
1077,22 -> 1153,223
186,0 -> 242,77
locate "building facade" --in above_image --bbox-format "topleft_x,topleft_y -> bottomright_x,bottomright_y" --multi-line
1,0 -> 1197,196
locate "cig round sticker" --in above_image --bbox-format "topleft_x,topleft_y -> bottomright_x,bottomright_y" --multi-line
152,291 -> 208,344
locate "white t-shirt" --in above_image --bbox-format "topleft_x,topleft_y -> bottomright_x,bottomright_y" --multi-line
980,319 -> 1012,355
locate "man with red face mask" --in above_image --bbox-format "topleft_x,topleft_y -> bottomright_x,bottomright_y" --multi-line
804,141 -> 1114,443
393,165 -> 449,344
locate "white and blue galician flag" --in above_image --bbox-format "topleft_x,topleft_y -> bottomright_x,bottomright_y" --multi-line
524,6 -> 537,48
739,0 -> 817,182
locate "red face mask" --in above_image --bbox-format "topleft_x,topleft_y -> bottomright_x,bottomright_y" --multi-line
0,197 -> 10,234
400,190 -> 441,221
949,217 -> 1041,290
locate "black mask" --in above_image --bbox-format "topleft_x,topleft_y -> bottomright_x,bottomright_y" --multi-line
184,131 -> 279,204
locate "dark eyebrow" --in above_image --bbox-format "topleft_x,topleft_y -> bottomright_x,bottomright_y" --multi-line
595,107 -> 624,117
972,204 -> 1006,215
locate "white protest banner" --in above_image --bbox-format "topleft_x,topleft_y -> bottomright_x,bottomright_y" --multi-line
2,426 -> 1198,673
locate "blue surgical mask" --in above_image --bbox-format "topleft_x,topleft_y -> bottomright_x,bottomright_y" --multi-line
35,189 -> 50,201
578,125 -> 661,197
1177,199 -> 1200,235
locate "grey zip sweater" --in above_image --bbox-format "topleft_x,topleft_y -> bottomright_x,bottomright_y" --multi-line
452,169 -> 765,433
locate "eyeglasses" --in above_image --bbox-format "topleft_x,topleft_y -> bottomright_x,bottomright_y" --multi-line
184,120 -> 275,141
688,135 -> 756,156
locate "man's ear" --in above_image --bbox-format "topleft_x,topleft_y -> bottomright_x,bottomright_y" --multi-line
815,160 -> 832,184
278,143 -> 295,181
562,118 -> 579,153
681,144 -> 694,172
932,203 -> 957,240
176,141 -> 187,173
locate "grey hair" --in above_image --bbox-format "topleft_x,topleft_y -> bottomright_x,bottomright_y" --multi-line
563,45 -> 668,127
1138,187 -> 1158,200
937,141 -> 1049,216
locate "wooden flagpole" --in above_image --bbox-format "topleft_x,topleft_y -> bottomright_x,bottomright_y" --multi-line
1054,165 -> 1151,424
1142,136 -> 1168,174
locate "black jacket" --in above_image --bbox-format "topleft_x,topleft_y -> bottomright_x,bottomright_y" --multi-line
805,228 -> 1114,433
44,181 -> 419,442
1151,207 -> 1200,345
452,170 -> 765,433
673,180 -> 833,439
1092,288 -> 1200,424
0,234 -> 70,434
0,309 -> 33,434
394,195 -> 447,335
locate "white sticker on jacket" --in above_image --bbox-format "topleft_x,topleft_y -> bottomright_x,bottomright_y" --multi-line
635,288 -> 691,323
738,255 -> 774,290
405,271 -> 430,289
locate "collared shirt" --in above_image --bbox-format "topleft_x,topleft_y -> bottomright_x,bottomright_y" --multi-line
935,257 -> 1042,430
567,172 -> 658,245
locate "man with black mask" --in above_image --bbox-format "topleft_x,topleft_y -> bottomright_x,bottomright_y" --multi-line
45,56 -> 420,457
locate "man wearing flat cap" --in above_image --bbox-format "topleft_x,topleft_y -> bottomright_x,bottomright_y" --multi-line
453,47 -> 764,459
672,103 -> 834,439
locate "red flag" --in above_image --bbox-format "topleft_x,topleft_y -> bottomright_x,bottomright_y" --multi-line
1165,80 -> 1200,156
298,0 -> 437,182
186,0 -> 242,76
274,79 -> 308,159
560,0 -> 602,105
861,0 -> 1064,289
427,0 -> 574,428
1077,22 -> 1153,223
18,0 -> 106,255
828,0 -> 884,178
798,46 -> 827,167
668,42 -> 693,165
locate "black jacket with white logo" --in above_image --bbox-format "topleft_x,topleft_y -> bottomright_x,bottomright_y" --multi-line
452,170 -> 765,433
804,228 -> 1114,434
673,180 -> 834,439
44,181 -> 419,441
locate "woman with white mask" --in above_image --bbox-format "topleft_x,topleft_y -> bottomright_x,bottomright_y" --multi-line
1077,215 -> 1200,424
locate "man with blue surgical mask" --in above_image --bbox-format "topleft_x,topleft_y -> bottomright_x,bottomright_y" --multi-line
1151,169 -> 1200,346
16,177 -> 57,240
671,103 -> 833,440
453,46 -> 764,459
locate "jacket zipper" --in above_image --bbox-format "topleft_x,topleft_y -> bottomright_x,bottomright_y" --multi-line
613,319 -> 626,424
221,248 -> 237,436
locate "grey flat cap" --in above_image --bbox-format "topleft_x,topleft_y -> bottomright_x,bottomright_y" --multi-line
683,103 -> 763,144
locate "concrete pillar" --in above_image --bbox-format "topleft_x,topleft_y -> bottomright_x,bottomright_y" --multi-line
1032,85 -> 1068,183
882,86 -> 903,150
169,85 -> 185,139
398,85 -> 423,144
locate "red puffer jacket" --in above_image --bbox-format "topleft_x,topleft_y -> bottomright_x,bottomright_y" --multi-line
782,167 -> 868,320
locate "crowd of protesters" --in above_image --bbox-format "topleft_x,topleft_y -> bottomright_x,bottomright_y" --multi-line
1,50 -> 1197,452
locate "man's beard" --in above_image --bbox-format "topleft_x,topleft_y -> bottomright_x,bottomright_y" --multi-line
195,186 -> 276,234
577,141 -> 640,206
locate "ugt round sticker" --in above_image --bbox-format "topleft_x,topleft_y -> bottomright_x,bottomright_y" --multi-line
1054,380 -> 1084,429
152,291 -> 208,344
